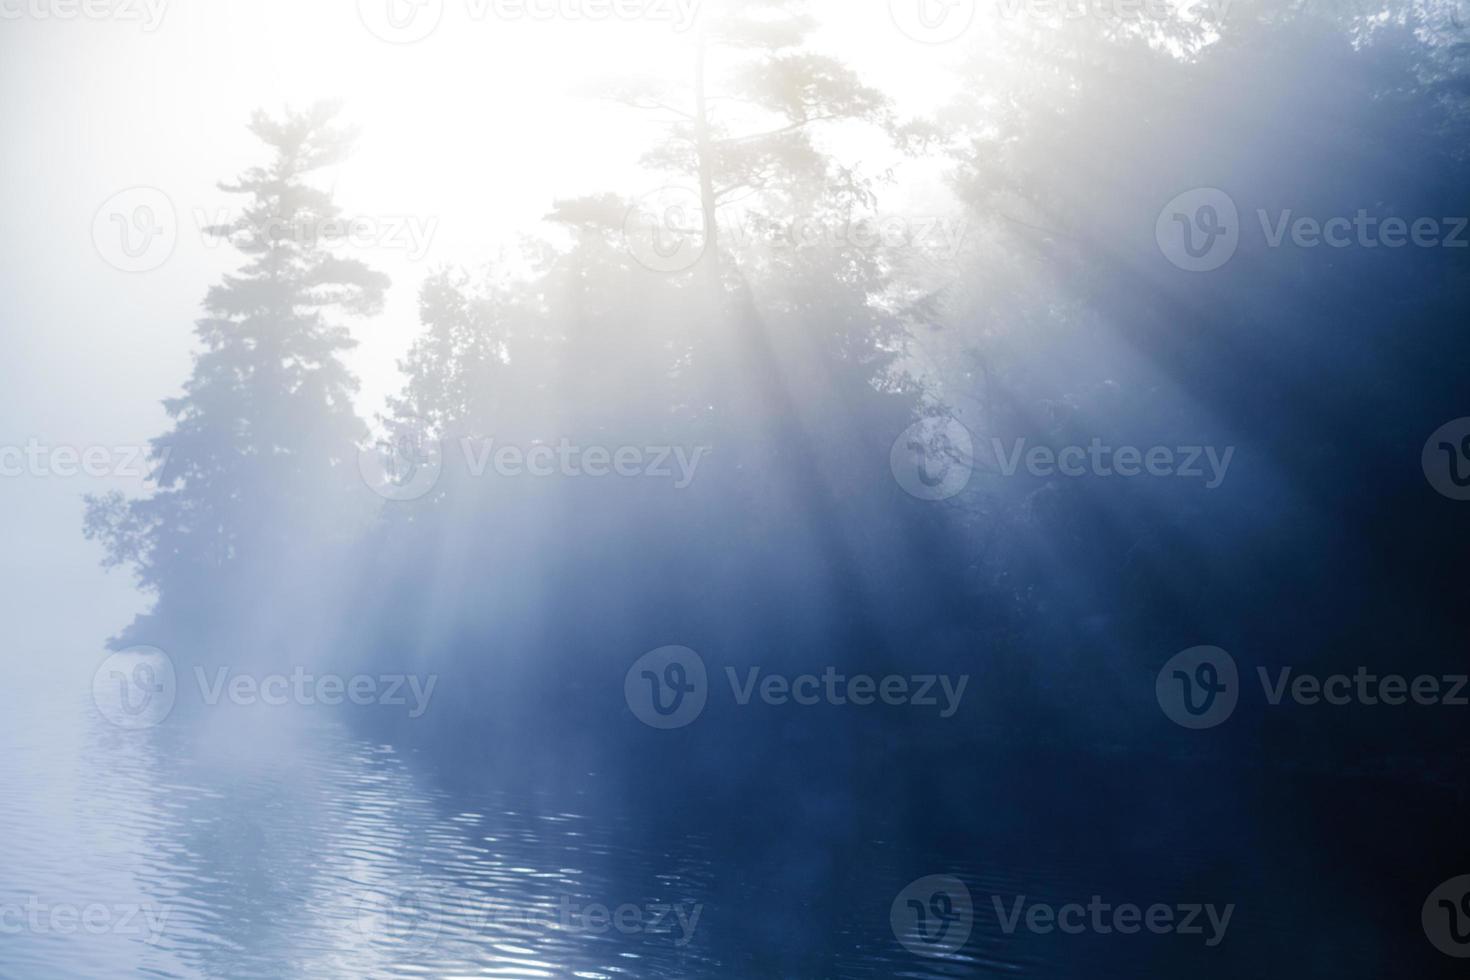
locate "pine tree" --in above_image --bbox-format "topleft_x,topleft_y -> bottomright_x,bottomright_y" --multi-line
607,0 -> 892,286
85,103 -> 388,628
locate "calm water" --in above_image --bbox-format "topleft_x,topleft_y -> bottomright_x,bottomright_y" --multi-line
0,654 -> 1451,979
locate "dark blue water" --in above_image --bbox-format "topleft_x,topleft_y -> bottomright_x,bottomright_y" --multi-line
1,654 -> 1459,978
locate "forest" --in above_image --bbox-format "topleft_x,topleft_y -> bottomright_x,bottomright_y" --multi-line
7,0 -> 1467,976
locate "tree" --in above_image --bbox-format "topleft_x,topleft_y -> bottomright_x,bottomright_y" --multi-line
85,103 -> 388,641
345,4 -> 974,771
915,0 -> 1470,755
605,0 -> 892,287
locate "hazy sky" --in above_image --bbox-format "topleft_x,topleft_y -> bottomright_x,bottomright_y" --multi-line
1,0 -> 976,652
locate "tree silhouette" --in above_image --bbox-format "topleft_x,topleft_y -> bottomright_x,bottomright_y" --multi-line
605,0 -> 891,285
85,103 -> 388,641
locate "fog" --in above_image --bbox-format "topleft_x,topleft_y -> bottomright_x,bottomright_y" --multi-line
3,1 -> 1469,977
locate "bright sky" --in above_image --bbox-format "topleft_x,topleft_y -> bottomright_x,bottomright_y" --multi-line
0,0 -> 977,645
5,0 -> 973,413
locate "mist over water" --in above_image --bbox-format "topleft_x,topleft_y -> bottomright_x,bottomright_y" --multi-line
12,657 -> 1423,979
4,1 -> 1470,977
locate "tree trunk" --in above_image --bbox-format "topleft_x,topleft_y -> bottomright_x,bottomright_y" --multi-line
693,28 -> 721,295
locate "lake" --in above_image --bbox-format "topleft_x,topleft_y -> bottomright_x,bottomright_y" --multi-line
0,651 -> 1454,978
